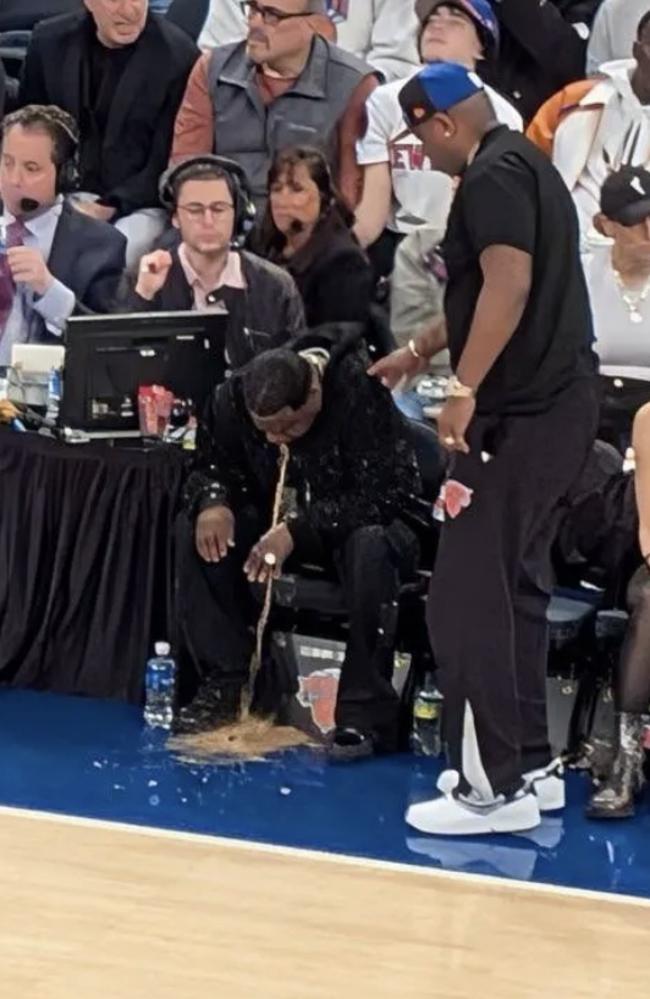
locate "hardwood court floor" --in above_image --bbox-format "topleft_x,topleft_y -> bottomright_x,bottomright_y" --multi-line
1,808 -> 649,999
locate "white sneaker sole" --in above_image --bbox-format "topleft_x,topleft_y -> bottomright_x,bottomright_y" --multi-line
405,792 -> 541,837
524,772 -> 565,812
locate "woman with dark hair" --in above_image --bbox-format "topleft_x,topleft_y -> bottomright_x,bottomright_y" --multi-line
256,146 -> 374,329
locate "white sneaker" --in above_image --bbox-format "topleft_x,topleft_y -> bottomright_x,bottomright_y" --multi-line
523,759 -> 565,812
405,771 -> 541,836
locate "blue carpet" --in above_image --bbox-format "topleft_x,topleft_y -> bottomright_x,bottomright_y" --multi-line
1,688 -> 649,898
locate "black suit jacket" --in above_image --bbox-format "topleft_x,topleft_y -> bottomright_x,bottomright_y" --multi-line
18,11 -> 197,215
36,200 -> 126,343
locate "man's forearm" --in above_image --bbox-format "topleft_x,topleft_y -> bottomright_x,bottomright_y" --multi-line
413,317 -> 448,359
633,404 -> 650,557
456,245 -> 532,390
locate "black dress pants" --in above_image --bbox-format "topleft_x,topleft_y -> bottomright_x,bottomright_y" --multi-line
427,379 -> 599,797
175,508 -> 416,744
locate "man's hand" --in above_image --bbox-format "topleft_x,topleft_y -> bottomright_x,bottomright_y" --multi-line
367,346 -> 429,390
72,200 -> 116,223
195,505 -> 235,563
7,246 -> 53,297
244,523 -> 295,584
135,250 -> 173,301
437,396 -> 476,454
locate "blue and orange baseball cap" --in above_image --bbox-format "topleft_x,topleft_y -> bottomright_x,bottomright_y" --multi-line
416,0 -> 500,56
398,61 -> 486,130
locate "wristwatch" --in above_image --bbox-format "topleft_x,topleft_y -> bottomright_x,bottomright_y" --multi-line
446,375 -> 475,399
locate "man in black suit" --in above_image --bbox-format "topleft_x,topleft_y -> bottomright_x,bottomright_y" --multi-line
0,105 -> 125,364
18,0 -> 197,267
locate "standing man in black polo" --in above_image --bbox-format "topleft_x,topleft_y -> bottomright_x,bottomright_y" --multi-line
370,62 -> 598,836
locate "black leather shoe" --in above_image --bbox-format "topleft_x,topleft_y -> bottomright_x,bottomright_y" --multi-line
173,679 -> 242,736
328,727 -> 375,763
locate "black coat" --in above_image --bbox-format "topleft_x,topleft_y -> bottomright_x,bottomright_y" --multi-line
37,200 -> 126,343
184,326 -> 421,551
483,0 -> 602,123
116,248 -> 306,370
281,216 -> 373,330
18,11 -> 197,215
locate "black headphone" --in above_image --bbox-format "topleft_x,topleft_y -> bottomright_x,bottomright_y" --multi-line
53,119 -> 80,194
158,155 -> 256,242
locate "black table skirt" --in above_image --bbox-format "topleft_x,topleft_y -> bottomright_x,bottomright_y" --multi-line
0,429 -> 185,702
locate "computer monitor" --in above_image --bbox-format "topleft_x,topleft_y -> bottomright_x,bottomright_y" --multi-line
61,311 -> 229,435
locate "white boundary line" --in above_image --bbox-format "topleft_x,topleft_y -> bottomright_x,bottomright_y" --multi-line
1,804 -> 649,910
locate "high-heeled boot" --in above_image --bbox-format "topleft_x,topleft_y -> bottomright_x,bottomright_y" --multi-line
586,712 -> 646,819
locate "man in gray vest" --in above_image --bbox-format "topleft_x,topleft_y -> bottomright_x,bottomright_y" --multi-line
171,0 -> 379,211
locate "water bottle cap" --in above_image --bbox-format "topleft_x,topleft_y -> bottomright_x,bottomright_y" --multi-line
154,641 -> 171,656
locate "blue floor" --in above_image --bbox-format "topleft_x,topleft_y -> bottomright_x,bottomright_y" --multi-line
2,688 -> 650,899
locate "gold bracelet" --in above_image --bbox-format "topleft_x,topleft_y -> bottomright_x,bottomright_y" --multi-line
446,375 -> 475,399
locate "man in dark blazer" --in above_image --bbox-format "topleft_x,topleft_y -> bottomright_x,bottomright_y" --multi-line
17,0 -> 197,267
0,105 -> 125,365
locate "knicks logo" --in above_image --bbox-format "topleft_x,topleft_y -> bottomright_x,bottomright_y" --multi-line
296,668 -> 341,734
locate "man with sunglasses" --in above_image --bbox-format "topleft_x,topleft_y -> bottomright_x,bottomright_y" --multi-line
120,156 -> 305,369
171,0 -> 379,211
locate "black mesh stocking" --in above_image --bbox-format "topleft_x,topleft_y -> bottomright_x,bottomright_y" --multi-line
617,565 -> 650,713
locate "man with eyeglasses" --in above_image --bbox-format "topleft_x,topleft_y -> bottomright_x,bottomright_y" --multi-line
171,0 -> 379,212
197,0 -> 420,84
119,156 -> 305,370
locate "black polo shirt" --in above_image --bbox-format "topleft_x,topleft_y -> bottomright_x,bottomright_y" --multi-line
442,125 -> 596,416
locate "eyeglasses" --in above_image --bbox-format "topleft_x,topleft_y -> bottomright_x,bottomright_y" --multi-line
240,0 -> 313,27
178,202 -> 234,220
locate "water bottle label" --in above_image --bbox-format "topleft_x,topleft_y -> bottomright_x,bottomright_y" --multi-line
414,700 -> 441,721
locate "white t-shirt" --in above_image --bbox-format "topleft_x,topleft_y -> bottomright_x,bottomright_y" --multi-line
586,243 -> 650,381
356,76 -> 523,234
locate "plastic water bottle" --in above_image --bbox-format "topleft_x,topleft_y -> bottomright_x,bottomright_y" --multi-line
45,367 -> 62,425
144,642 -> 177,729
411,672 -> 443,756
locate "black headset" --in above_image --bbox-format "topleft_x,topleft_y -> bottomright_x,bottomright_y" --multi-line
158,155 -> 256,242
54,123 -> 80,194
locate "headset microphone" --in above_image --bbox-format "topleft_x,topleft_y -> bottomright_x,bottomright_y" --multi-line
288,219 -> 305,235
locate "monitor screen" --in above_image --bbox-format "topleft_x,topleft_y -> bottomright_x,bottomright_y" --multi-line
61,311 -> 229,433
